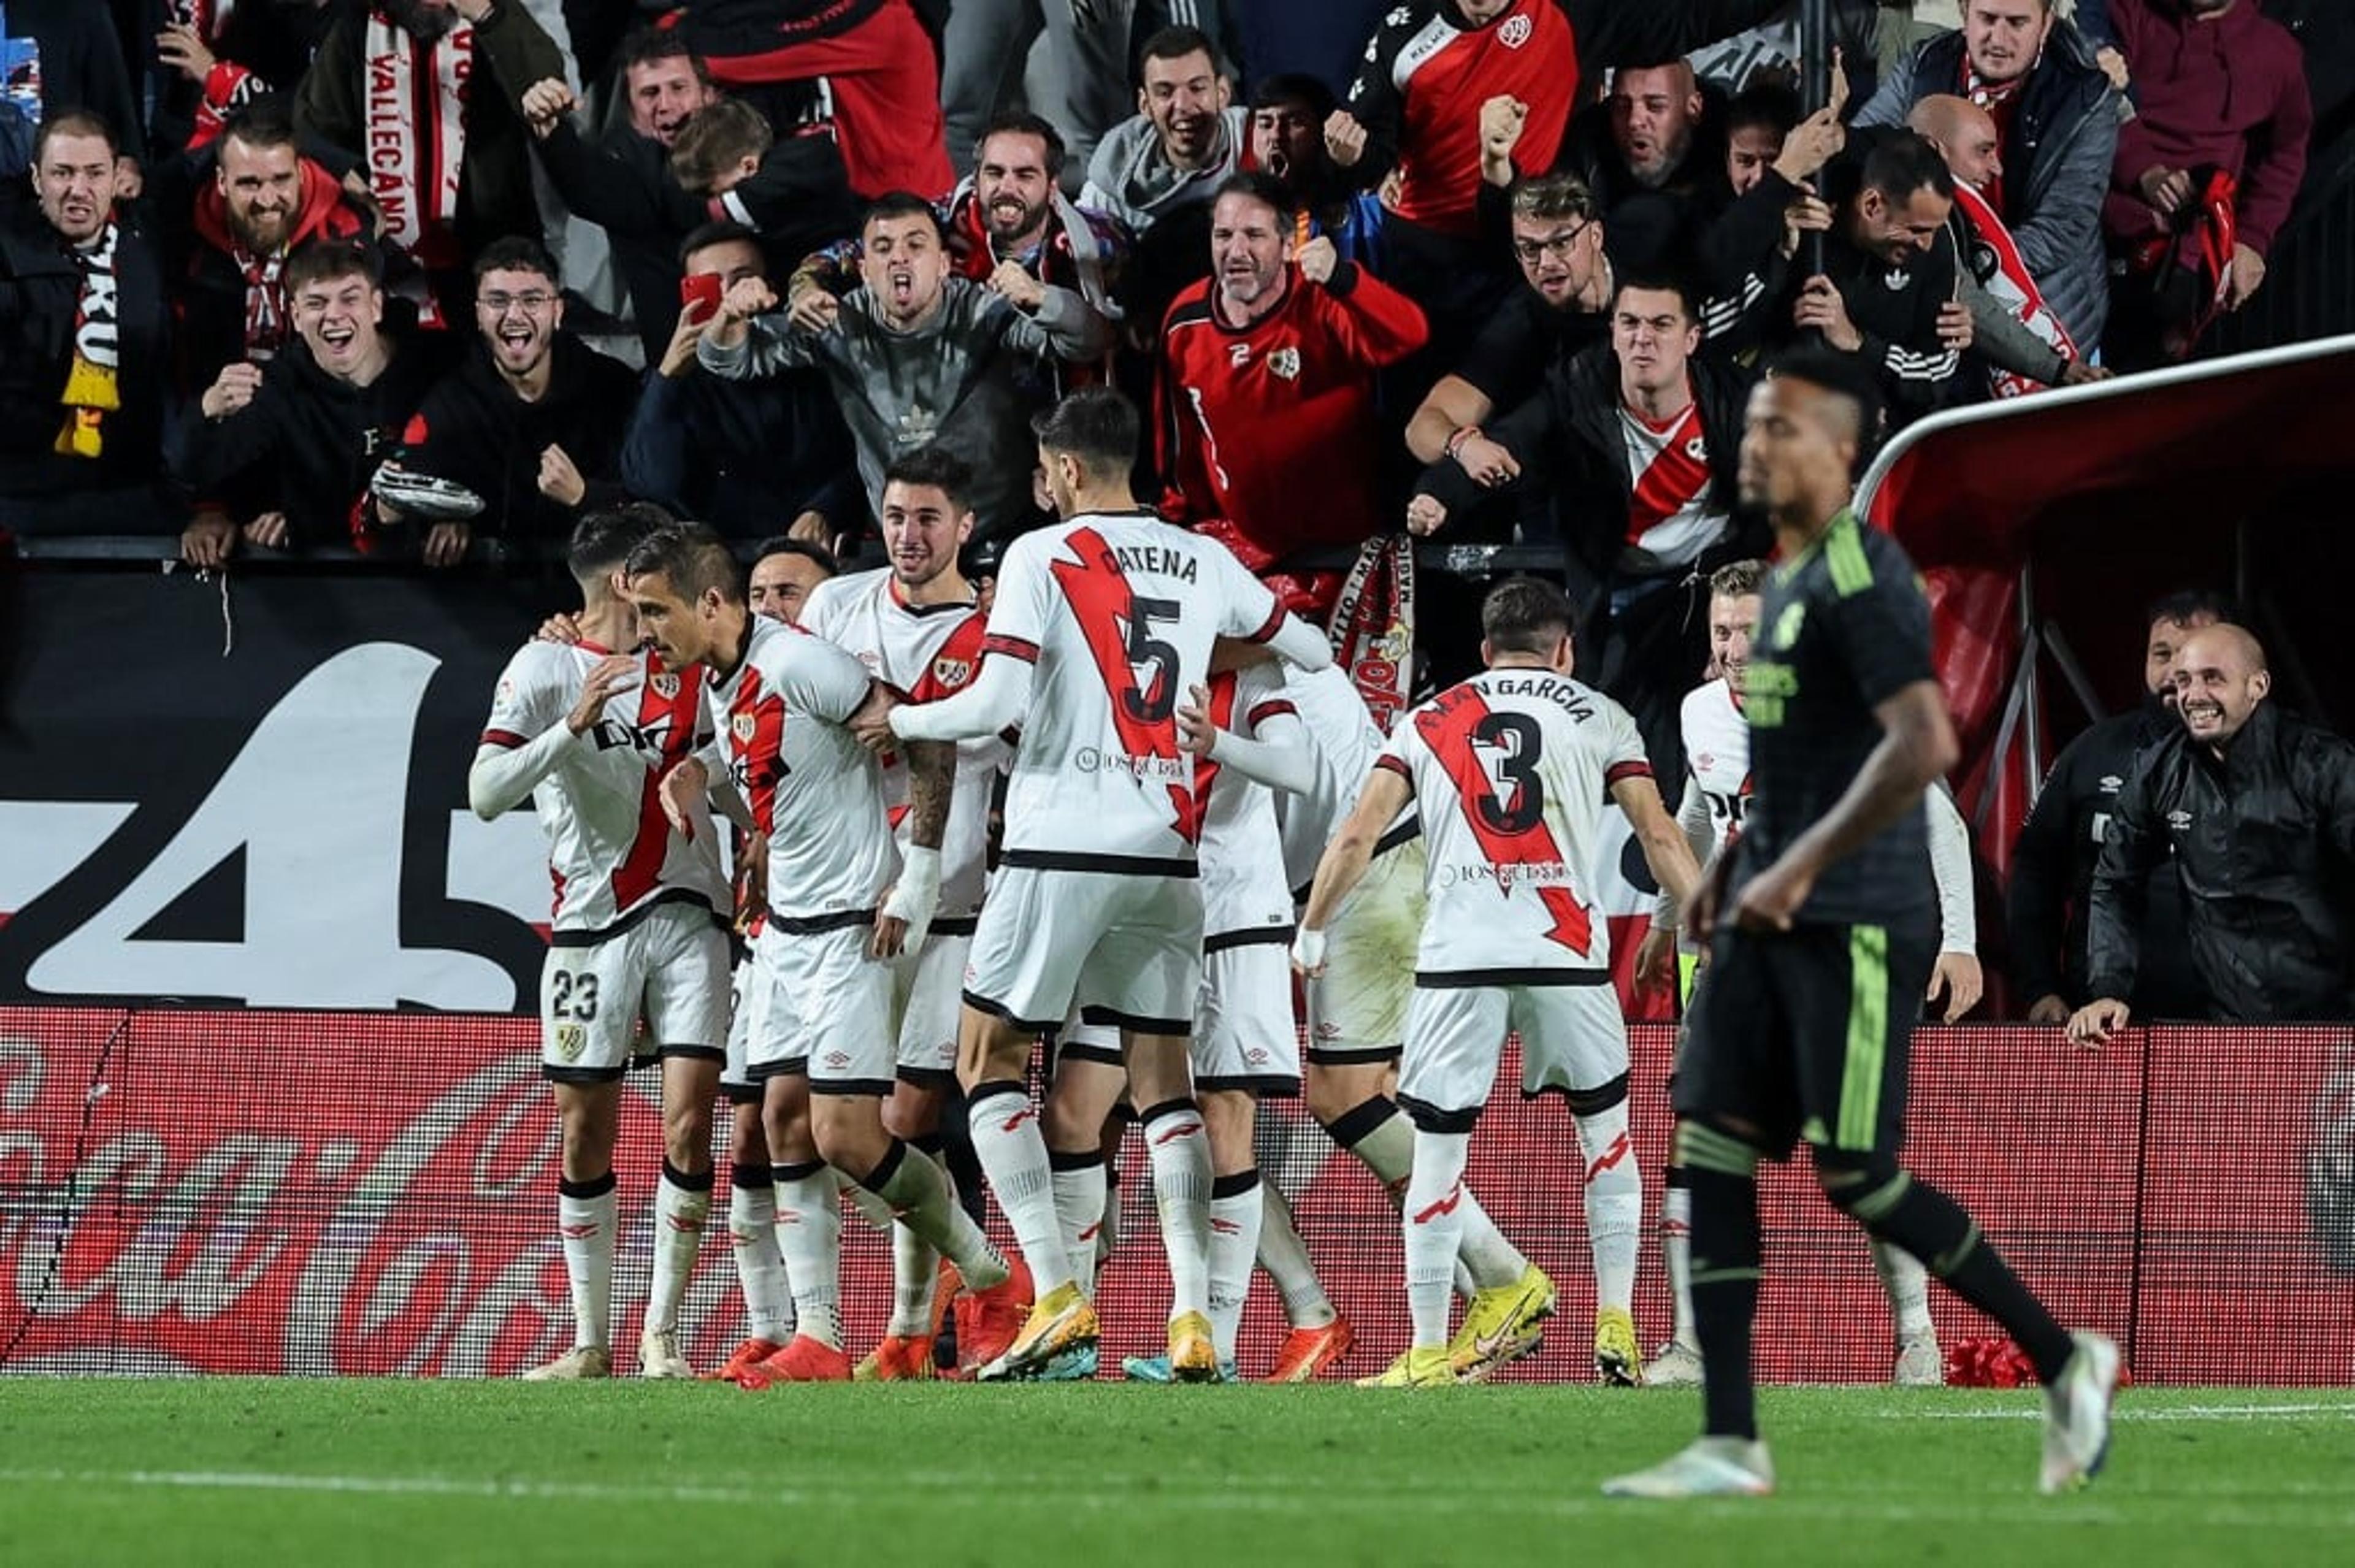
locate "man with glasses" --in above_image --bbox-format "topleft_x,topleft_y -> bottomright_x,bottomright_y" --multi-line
375,237 -> 638,562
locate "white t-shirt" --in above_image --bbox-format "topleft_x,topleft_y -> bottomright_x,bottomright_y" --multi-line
710,614 -> 898,927
802,567 -> 1003,927
1380,667 -> 1651,979
1680,676 -> 1754,855
480,641 -> 727,938
982,510 -> 1285,870
1195,664 -> 1296,939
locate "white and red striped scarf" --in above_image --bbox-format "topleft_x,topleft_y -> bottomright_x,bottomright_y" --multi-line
1953,183 -> 2077,399
363,11 -> 473,273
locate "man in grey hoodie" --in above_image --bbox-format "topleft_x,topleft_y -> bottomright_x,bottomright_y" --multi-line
1079,25 -> 1249,236
697,191 -> 1112,545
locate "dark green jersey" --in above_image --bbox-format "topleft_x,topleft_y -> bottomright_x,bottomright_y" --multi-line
1732,508 -> 1937,925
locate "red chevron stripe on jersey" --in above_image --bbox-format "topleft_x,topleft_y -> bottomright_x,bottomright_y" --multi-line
1189,670 -> 1240,821
1624,401 -> 1709,549
1412,683 -> 1591,956
611,657 -> 705,914
1048,526 -> 1198,843
728,678 -> 789,838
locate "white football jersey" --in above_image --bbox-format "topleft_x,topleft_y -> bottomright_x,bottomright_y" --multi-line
480,640 -> 727,938
983,510 -> 1285,869
1271,662 -> 1415,898
1195,665 -> 1295,939
1679,677 -> 1753,854
711,614 -> 898,927
802,568 -> 1002,927
1380,667 -> 1650,977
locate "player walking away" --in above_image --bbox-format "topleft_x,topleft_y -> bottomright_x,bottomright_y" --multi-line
864,386 -> 1334,1382
1298,578 -> 1703,1388
469,506 -> 734,1381
1211,657 -> 1561,1382
799,446 -> 1030,1381
1604,352 -> 2117,1500
1634,560 -> 1984,1389
623,522 -> 1024,1387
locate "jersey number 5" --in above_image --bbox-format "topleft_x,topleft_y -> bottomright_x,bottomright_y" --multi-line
1121,597 -> 1181,724
1472,711 -> 1545,835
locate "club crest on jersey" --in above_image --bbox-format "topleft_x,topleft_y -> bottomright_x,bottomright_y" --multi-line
553,1023 -> 585,1062
650,672 -> 680,700
1498,13 -> 1533,47
732,712 -> 758,743
933,656 -> 972,687
1268,346 -> 1302,381
1684,435 -> 1707,461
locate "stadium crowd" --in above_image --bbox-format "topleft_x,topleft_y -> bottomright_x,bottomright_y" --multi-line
4,0 -> 2352,1420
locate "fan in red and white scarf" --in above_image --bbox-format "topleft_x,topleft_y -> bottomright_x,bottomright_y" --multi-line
1953,182 -> 2078,399
359,4 -> 473,278
157,1 -> 273,151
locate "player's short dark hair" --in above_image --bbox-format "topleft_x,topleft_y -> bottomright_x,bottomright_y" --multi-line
472,235 -> 559,285
1709,559 -> 1769,600
1610,270 -> 1702,325
219,101 -> 298,154
884,446 -> 977,516
626,521 -> 745,605
1726,81 -> 1802,140
570,502 -> 676,584
1508,170 -> 1599,226
751,536 -> 840,578
284,237 -> 380,296
678,218 -> 764,269
1033,386 -> 1139,473
1138,25 -> 1217,77
1212,170 -> 1290,221
976,110 -> 1065,177
862,189 -> 945,241
1857,128 -> 1956,208
669,99 -> 771,193
617,25 -> 710,83
2146,589 -> 2237,629
34,109 -> 119,162
1482,577 -> 1577,654
1766,345 -> 1883,462
1249,72 -> 1335,122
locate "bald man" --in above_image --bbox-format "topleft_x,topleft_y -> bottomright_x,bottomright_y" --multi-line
2074,624 -> 2355,1038
1906,96 -> 2002,194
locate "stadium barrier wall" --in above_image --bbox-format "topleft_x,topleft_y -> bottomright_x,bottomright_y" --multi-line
2,1007 -> 2348,1384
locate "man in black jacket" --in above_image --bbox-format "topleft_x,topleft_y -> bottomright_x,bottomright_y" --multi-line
2006,591 -> 2224,1025
0,112 -> 170,532
175,237 -> 449,562
2074,624 -> 2355,1039
1407,272 -> 1764,781
376,237 -> 638,563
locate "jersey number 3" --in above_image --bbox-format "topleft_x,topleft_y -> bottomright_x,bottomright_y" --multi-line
1472,711 -> 1545,834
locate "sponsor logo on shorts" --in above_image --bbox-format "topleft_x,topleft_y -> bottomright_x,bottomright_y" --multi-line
822,1050 -> 851,1071
1315,1021 -> 1341,1039
553,1023 -> 585,1062
1244,1047 -> 1270,1066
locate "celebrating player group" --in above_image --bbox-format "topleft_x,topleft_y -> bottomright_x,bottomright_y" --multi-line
470,365 -> 2116,1497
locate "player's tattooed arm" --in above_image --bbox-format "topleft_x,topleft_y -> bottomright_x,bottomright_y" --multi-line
902,738 -> 955,851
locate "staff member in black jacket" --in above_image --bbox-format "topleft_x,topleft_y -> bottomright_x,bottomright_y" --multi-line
2074,624 -> 2355,1041
175,239 -> 450,563
1407,272 -> 1763,781
2007,591 -> 2226,1025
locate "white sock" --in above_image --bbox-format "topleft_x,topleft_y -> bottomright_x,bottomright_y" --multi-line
861,1139 -> 1006,1299
557,1176 -> 618,1350
1661,1174 -> 1696,1348
1341,1099 -> 1526,1291
1872,1238 -> 1936,1340
1257,1180 -> 1337,1329
966,1083 -> 1075,1295
1574,1104 -> 1642,1315
772,1161 -> 843,1349
1402,1130 -> 1470,1351
1141,1100 -> 1212,1320
1049,1152 -> 1108,1299
645,1161 -> 712,1335
1207,1169 -> 1264,1363
726,1169 -> 794,1344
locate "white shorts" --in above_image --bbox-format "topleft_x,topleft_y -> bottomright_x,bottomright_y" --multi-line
747,919 -> 897,1095
1305,838 -> 1425,1065
964,865 -> 1203,1036
1398,975 -> 1629,1128
890,932 -> 968,1085
1194,936 -> 1301,1096
722,952 -> 764,1104
542,901 -> 729,1082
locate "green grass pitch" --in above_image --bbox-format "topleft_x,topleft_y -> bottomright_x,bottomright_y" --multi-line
2,1380 -> 2349,1566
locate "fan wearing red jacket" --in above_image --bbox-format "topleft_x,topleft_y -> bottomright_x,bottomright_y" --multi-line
1156,172 -> 1429,618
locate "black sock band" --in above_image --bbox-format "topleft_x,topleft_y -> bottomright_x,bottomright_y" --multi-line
1663,1165 -> 1690,1190
862,1139 -> 908,1193
1047,1148 -> 1105,1172
1686,1163 -> 1762,1441
1210,1169 -> 1260,1199
771,1160 -> 825,1184
970,1078 -> 1025,1106
909,1131 -> 946,1156
1322,1093 -> 1400,1150
661,1158 -> 714,1193
1137,1098 -> 1198,1126
729,1163 -> 770,1193
558,1171 -> 616,1200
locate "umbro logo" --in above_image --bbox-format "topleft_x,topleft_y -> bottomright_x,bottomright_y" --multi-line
2099,774 -> 2123,792
2167,809 -> 2193,832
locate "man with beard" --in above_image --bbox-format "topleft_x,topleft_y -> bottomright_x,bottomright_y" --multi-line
375,237 -> 637,561
163,104 -> 380,400
1552,59 -> 1730,273
296,0 -> 565,324
2008,591 -> 2227,1026
519,28 -> 855,365
698,191 -> 1111,546
175,237 -> 448,562
0,112 -> 169,531
1157,174 -> 1430,621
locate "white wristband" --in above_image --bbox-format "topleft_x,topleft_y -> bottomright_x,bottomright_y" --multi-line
1290,926 -> 1328,975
